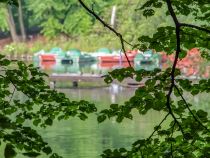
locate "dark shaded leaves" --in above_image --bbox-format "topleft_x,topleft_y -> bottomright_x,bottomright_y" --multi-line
4,144 -> 16,158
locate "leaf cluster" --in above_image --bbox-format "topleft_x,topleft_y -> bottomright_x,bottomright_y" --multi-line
0,55 -> 97,157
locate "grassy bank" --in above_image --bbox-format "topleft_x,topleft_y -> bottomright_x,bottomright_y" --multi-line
0,33 -> 131,56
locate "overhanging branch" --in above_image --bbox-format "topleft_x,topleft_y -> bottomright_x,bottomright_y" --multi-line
165,0 -> 185,136
180,23 -> 210,34
148,112 -> 170,140
174,84 -> 210,132
78,0 -> 132,66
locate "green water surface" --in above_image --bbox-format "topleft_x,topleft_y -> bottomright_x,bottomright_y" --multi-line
38,87 -> 161,158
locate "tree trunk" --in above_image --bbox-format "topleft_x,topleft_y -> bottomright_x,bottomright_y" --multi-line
6,5 -> 19,42
18,0 -> 26,42
110,6 -> 117,29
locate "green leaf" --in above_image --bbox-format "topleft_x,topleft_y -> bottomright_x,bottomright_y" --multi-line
174,88 -> 180,97
179,51 -> 187,59
154,125 -> 161,131
45,118 -> 53,126
143,9 -> 155,17
0,59 -> 11,66
23,152 -> 41,157
110,104 -> 118,109
4,144 -> 17,158
0,54 -> 5,59
33,119 -> 41,126
104,75 -> 113,84
16,116 -> 25,124
49,153 -> 62,158
78,113 -> 88,121
97,115 -> 106,123
119,148 -> 127,153
135,75 -> 142,82
191,89 -> 199,95
196,109 -> 208,118
184,133 -> 193,140
153,2 -> 162,8
43,146 -> 52,155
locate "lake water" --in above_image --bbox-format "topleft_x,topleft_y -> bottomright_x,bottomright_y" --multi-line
1,59 -> 208,158
36,87 -> 209,158
38,87 -> 162,158
33,60 -> 157,157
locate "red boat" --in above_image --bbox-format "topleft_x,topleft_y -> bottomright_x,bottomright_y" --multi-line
168,48 -> 202,69
159,52 -> 168,63
99,61 -> 133,69
167,48 -> 209,78
203,66 -> 210,78
98,50 -> 139,63
40,54 -> 56,61
40,60 -> 56,70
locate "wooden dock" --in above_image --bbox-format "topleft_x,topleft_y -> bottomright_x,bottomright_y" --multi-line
49,73 -> 143,88
49,73 -> 105,82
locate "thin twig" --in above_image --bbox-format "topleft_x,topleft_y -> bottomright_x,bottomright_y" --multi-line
170,122 -> 176,158
78,0 -> 132,67
0,74 -> 31,99
180,30 -> 210,41
174,84 -> 210,132
9,87 -> 16,103
148,113 -> 170,140
180,23 -> 210,34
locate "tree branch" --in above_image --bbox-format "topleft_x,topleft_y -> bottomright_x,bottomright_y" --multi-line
0,74 -> 31,99
78,0 -> 132,66
180,29 -> 210,41
9,87 -> 16,103
148,113 -> 170,140
174,84 -> 210,132
165,0 -> 185,136
170,121 -> 176,158
180,23 -> 210,34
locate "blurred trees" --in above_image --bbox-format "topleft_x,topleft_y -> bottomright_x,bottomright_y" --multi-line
0,0 -> 206,46
0,0 -> 175,41
6,4 -> 19,42
17,0 -> 26,41
0,0 -> 26,42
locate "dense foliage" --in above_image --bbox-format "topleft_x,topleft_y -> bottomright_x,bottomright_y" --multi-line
0,0 -> 202,51
0,0 -> 210,158
0,56 -> 97,158
0,1 -> 98,154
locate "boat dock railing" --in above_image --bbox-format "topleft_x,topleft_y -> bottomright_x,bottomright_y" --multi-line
50,73 -> 104,81
49,73 -> 143,88
48,73 -> 206,89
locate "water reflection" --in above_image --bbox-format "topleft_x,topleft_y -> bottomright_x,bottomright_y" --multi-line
38,87 -> 162,158
31,49 -> 210,158
35,87 -> 210,158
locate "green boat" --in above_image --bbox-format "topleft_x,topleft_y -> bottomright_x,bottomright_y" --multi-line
51,62 -> 96,74
134,50 -> 160,71
48,47 -> 73,64
52,62 -> 80,73
97,48 -> 112,54
66,49 -> 96,63
91,48 -> 112,59
50,47 -> 66,58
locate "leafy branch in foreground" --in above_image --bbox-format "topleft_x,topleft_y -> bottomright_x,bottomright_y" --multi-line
0,56 -> 96,157
79,0 -> 210,157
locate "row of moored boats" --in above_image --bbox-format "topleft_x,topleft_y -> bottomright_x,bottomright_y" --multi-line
33,48 -> 163,66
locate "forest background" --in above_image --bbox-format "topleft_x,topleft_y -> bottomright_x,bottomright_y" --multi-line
0,0 -> 200,55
